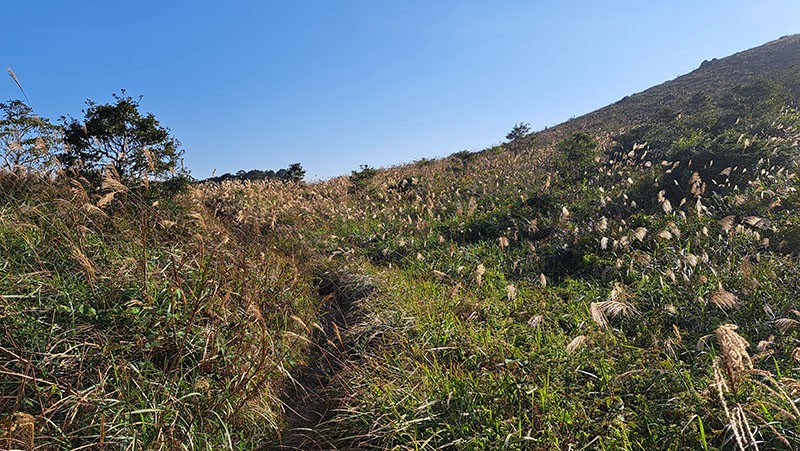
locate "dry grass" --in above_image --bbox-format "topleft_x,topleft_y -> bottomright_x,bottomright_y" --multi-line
716,324 -> 753,388
565,335 -> 587,353
710,288 -> 739,310
590,284 -> 638,329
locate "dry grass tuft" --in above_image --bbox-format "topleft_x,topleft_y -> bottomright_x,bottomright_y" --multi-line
101,167 -> 128,193
474,264 -> 486,287
689,172 -> 706,197
96,192 -> 117,208
775,318 -> 800,332
505,284 -> 517,301
565,335 -> 587,353
661,198 -> 673,213
527,315 -> 543,328
448,283 -> 461,299
716,324 -> 753,388
590,284 -> 638,329
656,229 -> 673,240
497,236 -> 509,248
590,300 -> 638,329
70,246 -> 97,285
710,288 -> 738,310
721,215 -> 736,232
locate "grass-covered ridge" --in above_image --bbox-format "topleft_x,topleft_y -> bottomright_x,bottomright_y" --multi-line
3,37 -> 800,449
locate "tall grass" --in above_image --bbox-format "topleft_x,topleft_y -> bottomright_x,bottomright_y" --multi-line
0,170 -> 318,448
3,95 -> 800,449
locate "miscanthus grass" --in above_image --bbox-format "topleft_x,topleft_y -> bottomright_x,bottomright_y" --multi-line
4,97 -> 800,449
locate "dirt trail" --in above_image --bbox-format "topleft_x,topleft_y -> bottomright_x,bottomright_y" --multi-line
277,270 -> 375,450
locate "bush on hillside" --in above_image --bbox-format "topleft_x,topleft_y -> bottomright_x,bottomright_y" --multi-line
349,164 -> 378,193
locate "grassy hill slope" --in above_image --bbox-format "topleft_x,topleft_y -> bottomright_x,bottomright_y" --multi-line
533,33 -> 800,146
3,36 -> 800,450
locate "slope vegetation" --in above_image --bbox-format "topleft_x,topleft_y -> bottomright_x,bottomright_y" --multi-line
2,36 -> 800,450
534,34 -> 800,146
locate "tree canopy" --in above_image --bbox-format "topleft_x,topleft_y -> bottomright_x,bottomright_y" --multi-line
204,163 -> 306,184
505,122 -> 532,155
0,100 -> 58,171
60,92 -> 184,182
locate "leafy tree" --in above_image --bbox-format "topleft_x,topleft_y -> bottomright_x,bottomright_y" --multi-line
505,122 -> 532,155
0,100 -> 58,171
60,92 -> 184,182
274,163 -> 306,182
284,163 -> 305,182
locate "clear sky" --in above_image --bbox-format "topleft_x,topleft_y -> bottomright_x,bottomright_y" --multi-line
3,1 -> 799,180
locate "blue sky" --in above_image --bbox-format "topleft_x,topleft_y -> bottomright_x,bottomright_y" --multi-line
3,1 -> 799,180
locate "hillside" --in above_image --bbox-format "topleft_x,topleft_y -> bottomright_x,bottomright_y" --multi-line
2,36 -> 800,450
533,34 -> 800,146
